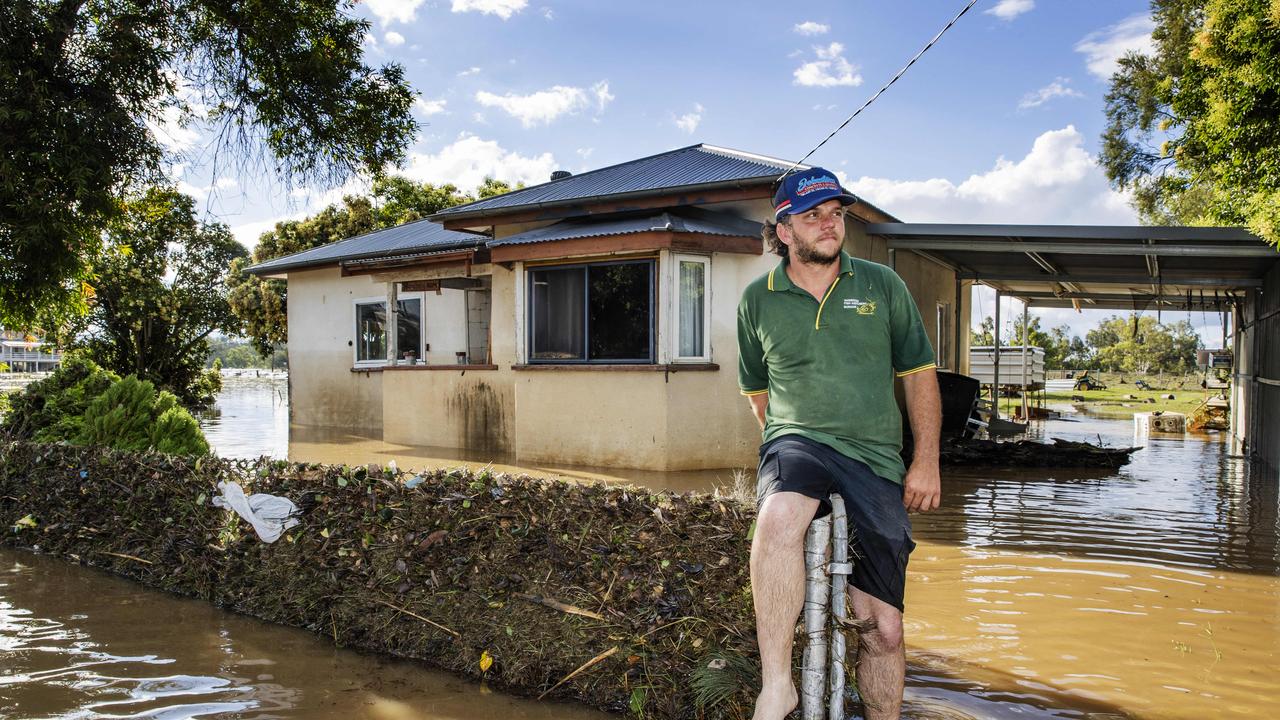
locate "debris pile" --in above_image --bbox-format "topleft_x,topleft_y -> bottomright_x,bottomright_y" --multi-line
0,441 -> 764,719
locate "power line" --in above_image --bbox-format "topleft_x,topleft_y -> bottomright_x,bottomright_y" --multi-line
782,0 -> 982,177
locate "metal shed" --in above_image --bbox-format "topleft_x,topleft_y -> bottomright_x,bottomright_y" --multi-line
867,223 -> 1280,467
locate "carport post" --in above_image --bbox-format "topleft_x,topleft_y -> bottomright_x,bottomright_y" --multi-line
992,290 -> 1001,417
1022,302 -> 1029,421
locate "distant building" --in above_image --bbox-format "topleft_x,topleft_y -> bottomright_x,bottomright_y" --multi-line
0,328 -> 61,372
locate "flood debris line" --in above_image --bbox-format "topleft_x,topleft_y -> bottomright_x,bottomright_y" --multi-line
0,441 -> 770,719
937,438 -> 1139,468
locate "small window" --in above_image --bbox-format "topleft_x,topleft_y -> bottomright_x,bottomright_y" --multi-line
354,297 -> 422,364
674,255 -> 710,361
528,260 -> 654,363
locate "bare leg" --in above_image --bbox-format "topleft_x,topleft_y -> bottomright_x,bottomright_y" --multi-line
750,492 -> 820,720
848,586 -> 906,720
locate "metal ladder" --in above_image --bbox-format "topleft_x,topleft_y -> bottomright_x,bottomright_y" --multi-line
800,494 -> 853,720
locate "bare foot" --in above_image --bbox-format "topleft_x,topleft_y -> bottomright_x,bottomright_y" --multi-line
752,682 -> 798,720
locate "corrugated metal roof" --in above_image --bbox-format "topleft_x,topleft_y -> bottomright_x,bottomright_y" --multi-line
246,218 -> 482,275
488,209 -> 763,247
432,144 -> 799,220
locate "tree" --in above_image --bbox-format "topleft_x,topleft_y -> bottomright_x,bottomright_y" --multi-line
0,0 -> 418,328
1101,0 -> 1280,245
1085,314 -> 1200,374
969,316 -> 995,346
227,176 -> 517,357
57,187 -> 247,407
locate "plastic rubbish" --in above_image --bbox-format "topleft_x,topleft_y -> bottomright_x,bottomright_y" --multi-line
404,475 -> 425,489
211,481 -> 300,543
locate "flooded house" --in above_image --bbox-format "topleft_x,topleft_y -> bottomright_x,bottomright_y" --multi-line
247,143 -> 1279,471
246,145 -> 966,470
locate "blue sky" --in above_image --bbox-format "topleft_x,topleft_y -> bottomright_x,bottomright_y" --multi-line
161,0 -> 1231,347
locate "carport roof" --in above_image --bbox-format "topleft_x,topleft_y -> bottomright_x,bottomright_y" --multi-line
866,223 -> 1279,311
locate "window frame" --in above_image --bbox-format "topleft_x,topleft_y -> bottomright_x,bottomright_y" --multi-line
525,258 -> 656,365
671,253 -> 712,363
935,301 -> 951,370
352,294 -> 425,367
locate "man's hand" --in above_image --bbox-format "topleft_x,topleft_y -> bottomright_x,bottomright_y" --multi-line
902,460 -> 941,512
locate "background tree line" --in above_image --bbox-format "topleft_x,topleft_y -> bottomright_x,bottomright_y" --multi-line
970,312 -> 1203,374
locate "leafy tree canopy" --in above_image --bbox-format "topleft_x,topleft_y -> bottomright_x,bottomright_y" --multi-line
55,187 -> 247,407
0,0 -> 418,328
227,176 -> 517,357
1101,0 -> 1280,245
1085,314 -> 1201,374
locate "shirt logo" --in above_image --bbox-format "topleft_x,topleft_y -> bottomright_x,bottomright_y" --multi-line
843,298 -> 877,315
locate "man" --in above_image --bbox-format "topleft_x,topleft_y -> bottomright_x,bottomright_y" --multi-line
736,167 -> 942,720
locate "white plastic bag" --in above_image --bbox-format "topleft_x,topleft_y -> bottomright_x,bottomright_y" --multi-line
211,481 -> 300,543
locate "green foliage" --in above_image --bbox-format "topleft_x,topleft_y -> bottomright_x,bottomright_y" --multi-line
1,354 -> 208,455
0,0 -> 419,328
55,187 -> 242,408
227,176 -> 518,356
1101,0 -> 1280,245
0,352 -> 120,442
1086,314 -> 1201,374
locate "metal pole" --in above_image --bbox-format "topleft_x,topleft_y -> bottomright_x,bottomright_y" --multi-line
1021,302 -> 1029,421
801,515 -> 831,720
827,495 -> 851,720
992,290 -> 1001,418
954,277 -> 963,372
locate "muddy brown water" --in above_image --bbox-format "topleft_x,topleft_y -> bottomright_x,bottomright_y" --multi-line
3,375 -> 1278,718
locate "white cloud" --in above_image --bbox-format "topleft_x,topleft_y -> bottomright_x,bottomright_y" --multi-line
403,134 -> 557,190
146,106 -> 202,151
452,0 -> 527,20
984,0 -> 1034,20
1018,77 -> 1084,110
674,103 -> 704,134
793,42 -> 862,88
541,6 -> 553,20
458,66 -> 482,77
576,147 -> 594,159
365,0 -> 427,26
793,21 -> 829,36
384,31 -> 405,46
592,81 -> 614,112
475,81 -> 613,127
846,126 -> 1137,225
1075,14 -> 1155,80
415,97 -> 448,116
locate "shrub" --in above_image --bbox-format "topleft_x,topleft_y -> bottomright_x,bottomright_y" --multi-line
1,355 -> 209,455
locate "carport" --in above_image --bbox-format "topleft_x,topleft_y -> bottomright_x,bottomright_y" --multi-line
866,223 -> 1280,464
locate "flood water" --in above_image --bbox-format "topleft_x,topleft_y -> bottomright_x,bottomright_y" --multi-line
4,374 -> 1278,719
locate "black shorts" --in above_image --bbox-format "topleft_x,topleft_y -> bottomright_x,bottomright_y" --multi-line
756,434 -> 916,612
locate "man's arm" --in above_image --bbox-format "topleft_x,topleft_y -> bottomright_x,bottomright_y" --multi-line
746,391 -> 769,430
901,369 -> 942,512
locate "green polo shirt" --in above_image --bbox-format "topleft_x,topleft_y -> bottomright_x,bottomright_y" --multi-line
737,251 -> 936,484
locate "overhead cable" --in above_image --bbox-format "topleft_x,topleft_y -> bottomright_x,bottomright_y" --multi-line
781,0 -> 982,177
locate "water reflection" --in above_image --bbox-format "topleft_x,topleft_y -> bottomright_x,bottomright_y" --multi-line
0,550 -> 609,719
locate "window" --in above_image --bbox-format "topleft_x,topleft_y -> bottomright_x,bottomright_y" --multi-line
354,297 -> 422,364
935,302 -> 951,370
674,254 -> 710,361
528,260 -> 654,363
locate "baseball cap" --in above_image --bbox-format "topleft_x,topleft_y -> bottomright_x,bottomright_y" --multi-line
772,167 -> 858,220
